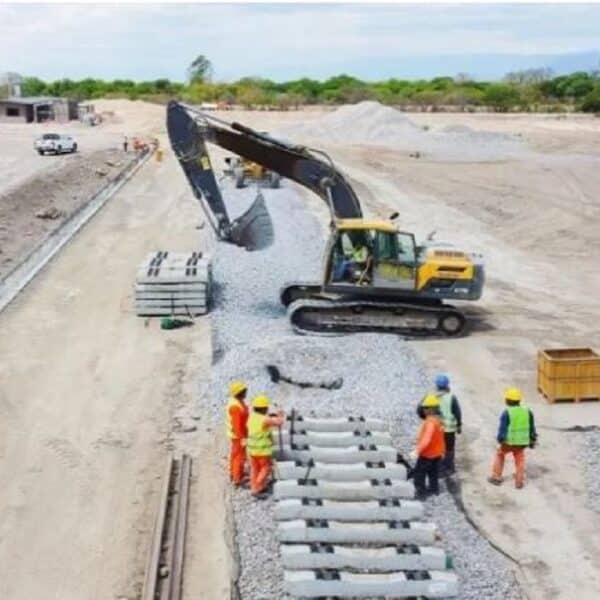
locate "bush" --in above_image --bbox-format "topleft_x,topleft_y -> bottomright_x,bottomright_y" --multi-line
483,84 -> 521,112
580,86 -> 600,113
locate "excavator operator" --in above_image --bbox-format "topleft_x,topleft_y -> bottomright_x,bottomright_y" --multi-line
338,232 -> 372,284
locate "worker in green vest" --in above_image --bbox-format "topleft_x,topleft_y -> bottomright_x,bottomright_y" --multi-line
247,395 -> 285,498
488,387 -> 537,489
417,374 -> 462,475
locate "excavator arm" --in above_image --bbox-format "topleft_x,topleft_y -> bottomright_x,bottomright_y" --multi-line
166,101 -> 362,251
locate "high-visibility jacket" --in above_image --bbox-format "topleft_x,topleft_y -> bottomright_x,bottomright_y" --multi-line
506,405 -> 531,446
438,392 -> 457,433
247,411 -> 274,457
417,416 -> 445,459
225,397 -> 248,440
352,245 -> 368,263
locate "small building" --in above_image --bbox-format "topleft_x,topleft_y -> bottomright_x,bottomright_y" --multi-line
0,97 -> 78,123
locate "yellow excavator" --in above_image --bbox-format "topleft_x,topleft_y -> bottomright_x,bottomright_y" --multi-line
167,102 -> 484,336
224,151 -> 281,189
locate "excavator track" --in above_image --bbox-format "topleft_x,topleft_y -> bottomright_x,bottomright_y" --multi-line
287,298 -> 466,337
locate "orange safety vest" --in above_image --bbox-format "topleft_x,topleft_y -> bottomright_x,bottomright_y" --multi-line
417,416 -> 445,459
225,397 -> 248,440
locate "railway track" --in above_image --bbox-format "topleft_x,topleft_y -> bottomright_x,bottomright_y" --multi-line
142,454 -> 192,600
274,416 -> 458,598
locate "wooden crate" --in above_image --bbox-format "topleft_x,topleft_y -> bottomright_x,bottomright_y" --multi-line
537,348 -> 600,403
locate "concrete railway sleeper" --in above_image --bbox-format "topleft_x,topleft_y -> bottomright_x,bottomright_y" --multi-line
280,543 -> 450,571
276,460 -> 407,482
281,444 -> 399,464
286,415 -> 387,432
142,454 -> 191,600
277,519 -> 437,545
274,478 -> 414,500
275,498 -> 424,522
283,569 -> 459,598
280,429 -> 392,447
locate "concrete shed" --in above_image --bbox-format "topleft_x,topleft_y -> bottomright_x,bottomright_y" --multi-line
0,97 -> 77,123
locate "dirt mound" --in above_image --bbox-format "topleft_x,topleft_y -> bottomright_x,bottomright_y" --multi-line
280,101 -> 525,161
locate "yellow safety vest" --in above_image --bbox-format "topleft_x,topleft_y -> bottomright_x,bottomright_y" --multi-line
225,396 -> 243,440
438,392 -> 457,433
247,411 -> 274,457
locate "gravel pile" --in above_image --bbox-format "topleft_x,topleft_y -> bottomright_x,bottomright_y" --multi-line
197,180 -> 521,599
278,100 -> 525,162
579,431 -> 600,515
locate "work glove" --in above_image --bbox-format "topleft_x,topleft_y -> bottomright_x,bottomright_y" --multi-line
456,425 -> 462,435
409,449 -> 418,461
529,441 -> 536,449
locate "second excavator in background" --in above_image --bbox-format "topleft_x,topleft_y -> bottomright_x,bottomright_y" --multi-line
166,101 -> 484,336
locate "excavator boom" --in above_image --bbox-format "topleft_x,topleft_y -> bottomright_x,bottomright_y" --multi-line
167,101 -> 362,251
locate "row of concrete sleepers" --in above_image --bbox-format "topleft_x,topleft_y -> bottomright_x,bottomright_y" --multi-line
273,414 -> 458,598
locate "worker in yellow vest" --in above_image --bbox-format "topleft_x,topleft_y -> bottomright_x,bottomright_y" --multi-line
488,387 -> 537,489
247,395 -> 285,498
224,381 -> 249,486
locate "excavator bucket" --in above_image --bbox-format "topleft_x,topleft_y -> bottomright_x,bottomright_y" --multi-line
167,101 -> 273,251
230,191 -> 274,251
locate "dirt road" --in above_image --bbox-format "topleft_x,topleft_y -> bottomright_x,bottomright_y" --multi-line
0,145 -> 230,599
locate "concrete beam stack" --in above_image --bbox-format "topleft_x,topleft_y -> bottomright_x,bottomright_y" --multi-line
273,413 -> 458,598
134,251 -> 212,316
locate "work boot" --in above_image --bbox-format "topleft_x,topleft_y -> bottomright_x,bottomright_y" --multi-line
415,490 -> 428,501
252,492 -> 270,501
487,476 -> 502,486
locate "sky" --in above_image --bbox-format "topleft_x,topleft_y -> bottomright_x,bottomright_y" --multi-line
1,3 -> 599,82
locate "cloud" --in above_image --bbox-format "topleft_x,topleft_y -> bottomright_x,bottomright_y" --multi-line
0,3 -> 599,81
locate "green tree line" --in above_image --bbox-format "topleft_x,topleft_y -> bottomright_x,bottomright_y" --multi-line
18,69 -> 600,112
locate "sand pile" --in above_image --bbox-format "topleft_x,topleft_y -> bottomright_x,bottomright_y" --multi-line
280,101 -> 525,161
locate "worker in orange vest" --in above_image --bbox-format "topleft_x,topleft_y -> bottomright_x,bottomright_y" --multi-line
411,394 -> 446,499
247,394 -> 285,499
224,381 -> 249,486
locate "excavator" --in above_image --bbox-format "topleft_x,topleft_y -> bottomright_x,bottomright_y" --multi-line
167,101 -> 484,336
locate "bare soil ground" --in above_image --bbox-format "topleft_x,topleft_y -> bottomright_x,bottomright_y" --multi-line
0,113 -> 229,599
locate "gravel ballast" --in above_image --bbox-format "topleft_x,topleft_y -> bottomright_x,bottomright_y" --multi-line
196,180 -> 522,599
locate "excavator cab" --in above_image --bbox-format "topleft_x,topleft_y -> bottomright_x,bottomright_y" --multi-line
326,220 -> 418,294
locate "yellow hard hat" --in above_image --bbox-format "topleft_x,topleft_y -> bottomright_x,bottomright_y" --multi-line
422,394 -> 440,408
252,394 -> 270,409
505,387 -> 522,402
229,380 -> 248,397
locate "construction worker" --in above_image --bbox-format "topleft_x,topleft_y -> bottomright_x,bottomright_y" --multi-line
418,374 -> 462,474
488,387 -> 537,489
123,135 -> 128,153
411,394 -> 445,499
247,395 -> 285,498
225,381 -> 249,487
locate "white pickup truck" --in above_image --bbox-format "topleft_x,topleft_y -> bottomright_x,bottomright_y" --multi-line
34,133 -> 78,155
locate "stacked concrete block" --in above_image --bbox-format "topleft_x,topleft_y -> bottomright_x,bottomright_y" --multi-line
135,251 -> 212,316
273,414 -> 458,598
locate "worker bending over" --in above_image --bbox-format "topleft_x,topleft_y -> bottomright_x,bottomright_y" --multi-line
247,395 -> 285,499
412,394 -> 445,499
418,374 -> 462,475
488,387 -> 537,489
225,381 -> 249,487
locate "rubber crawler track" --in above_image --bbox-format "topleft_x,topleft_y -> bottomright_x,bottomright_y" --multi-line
287,297 -> 466,337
